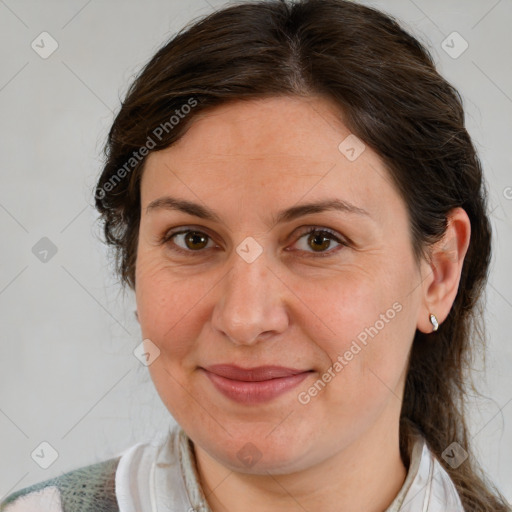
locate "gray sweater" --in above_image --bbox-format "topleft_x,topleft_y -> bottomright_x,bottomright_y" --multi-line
0,456 -> 121,512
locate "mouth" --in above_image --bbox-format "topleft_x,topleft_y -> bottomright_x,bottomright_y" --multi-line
199,364 -> 314,404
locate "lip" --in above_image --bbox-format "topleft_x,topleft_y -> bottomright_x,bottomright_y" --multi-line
200,364 -> 313,404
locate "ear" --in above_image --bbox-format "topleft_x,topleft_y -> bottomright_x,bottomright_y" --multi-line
416,207 -> 471,334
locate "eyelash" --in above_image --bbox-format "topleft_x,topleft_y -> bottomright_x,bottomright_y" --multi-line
159,226 -> 349,258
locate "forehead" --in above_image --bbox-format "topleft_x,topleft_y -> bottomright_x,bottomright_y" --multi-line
140,95 -> 401,224
177,95 -> 349,157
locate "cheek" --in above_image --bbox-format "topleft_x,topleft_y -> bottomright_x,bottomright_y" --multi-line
135,253 -> 201,354
298,268 -> 391,354
301,262 -> 418,396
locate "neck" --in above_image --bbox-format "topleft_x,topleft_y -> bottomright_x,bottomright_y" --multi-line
193,414 -> 408,512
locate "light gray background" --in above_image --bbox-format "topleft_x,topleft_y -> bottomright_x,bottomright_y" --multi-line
0,0 -> 511,503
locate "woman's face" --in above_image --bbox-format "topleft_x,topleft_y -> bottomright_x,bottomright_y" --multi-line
135,95 -> 426,474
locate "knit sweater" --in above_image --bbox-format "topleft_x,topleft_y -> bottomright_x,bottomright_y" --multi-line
0,425 -> 465,512
0,456 -> 121,512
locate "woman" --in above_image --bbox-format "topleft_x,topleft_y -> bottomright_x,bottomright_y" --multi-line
1,0 -> 509,511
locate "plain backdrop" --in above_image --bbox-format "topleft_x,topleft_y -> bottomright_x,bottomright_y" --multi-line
0,0 -> 511,502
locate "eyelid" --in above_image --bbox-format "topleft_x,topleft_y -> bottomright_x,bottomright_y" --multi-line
288,226 -> 349,256
160,225 -> 349,256
159,227 -> 219,252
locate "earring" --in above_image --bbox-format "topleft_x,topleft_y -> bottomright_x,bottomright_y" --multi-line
429,313 -> 439,332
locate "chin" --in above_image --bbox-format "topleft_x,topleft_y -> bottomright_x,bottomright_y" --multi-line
193,425 -> 322,475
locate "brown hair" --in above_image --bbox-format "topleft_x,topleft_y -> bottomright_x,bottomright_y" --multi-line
94,0 -> 510,509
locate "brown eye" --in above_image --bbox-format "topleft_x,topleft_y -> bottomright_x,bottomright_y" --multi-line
291,227 -> 348,257
163,229 -> 215,254
182,231 -> 209,250
161,226 -> 347,257
308,231 -> 332,252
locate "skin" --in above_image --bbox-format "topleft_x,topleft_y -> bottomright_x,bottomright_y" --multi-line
134,95 -> 471,512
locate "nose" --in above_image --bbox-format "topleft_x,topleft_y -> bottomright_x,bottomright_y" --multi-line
212,249 -> 289,346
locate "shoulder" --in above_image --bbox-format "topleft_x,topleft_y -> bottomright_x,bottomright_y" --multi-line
0,456 -> 121,512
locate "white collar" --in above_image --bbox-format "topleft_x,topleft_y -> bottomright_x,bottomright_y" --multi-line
385,433 -> 465,511
114,425 -> 465,512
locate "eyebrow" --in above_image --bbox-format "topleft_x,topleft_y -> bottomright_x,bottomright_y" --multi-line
145,196 -> 370,228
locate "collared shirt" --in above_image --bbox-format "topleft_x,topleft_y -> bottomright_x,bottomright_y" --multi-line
115,425 -> 465,512
1,425 -> 465,512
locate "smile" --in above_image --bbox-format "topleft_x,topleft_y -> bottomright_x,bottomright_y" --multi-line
200,365 -> 314,404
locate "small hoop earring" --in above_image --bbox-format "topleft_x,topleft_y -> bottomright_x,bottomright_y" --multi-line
429,313 -> 439,332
